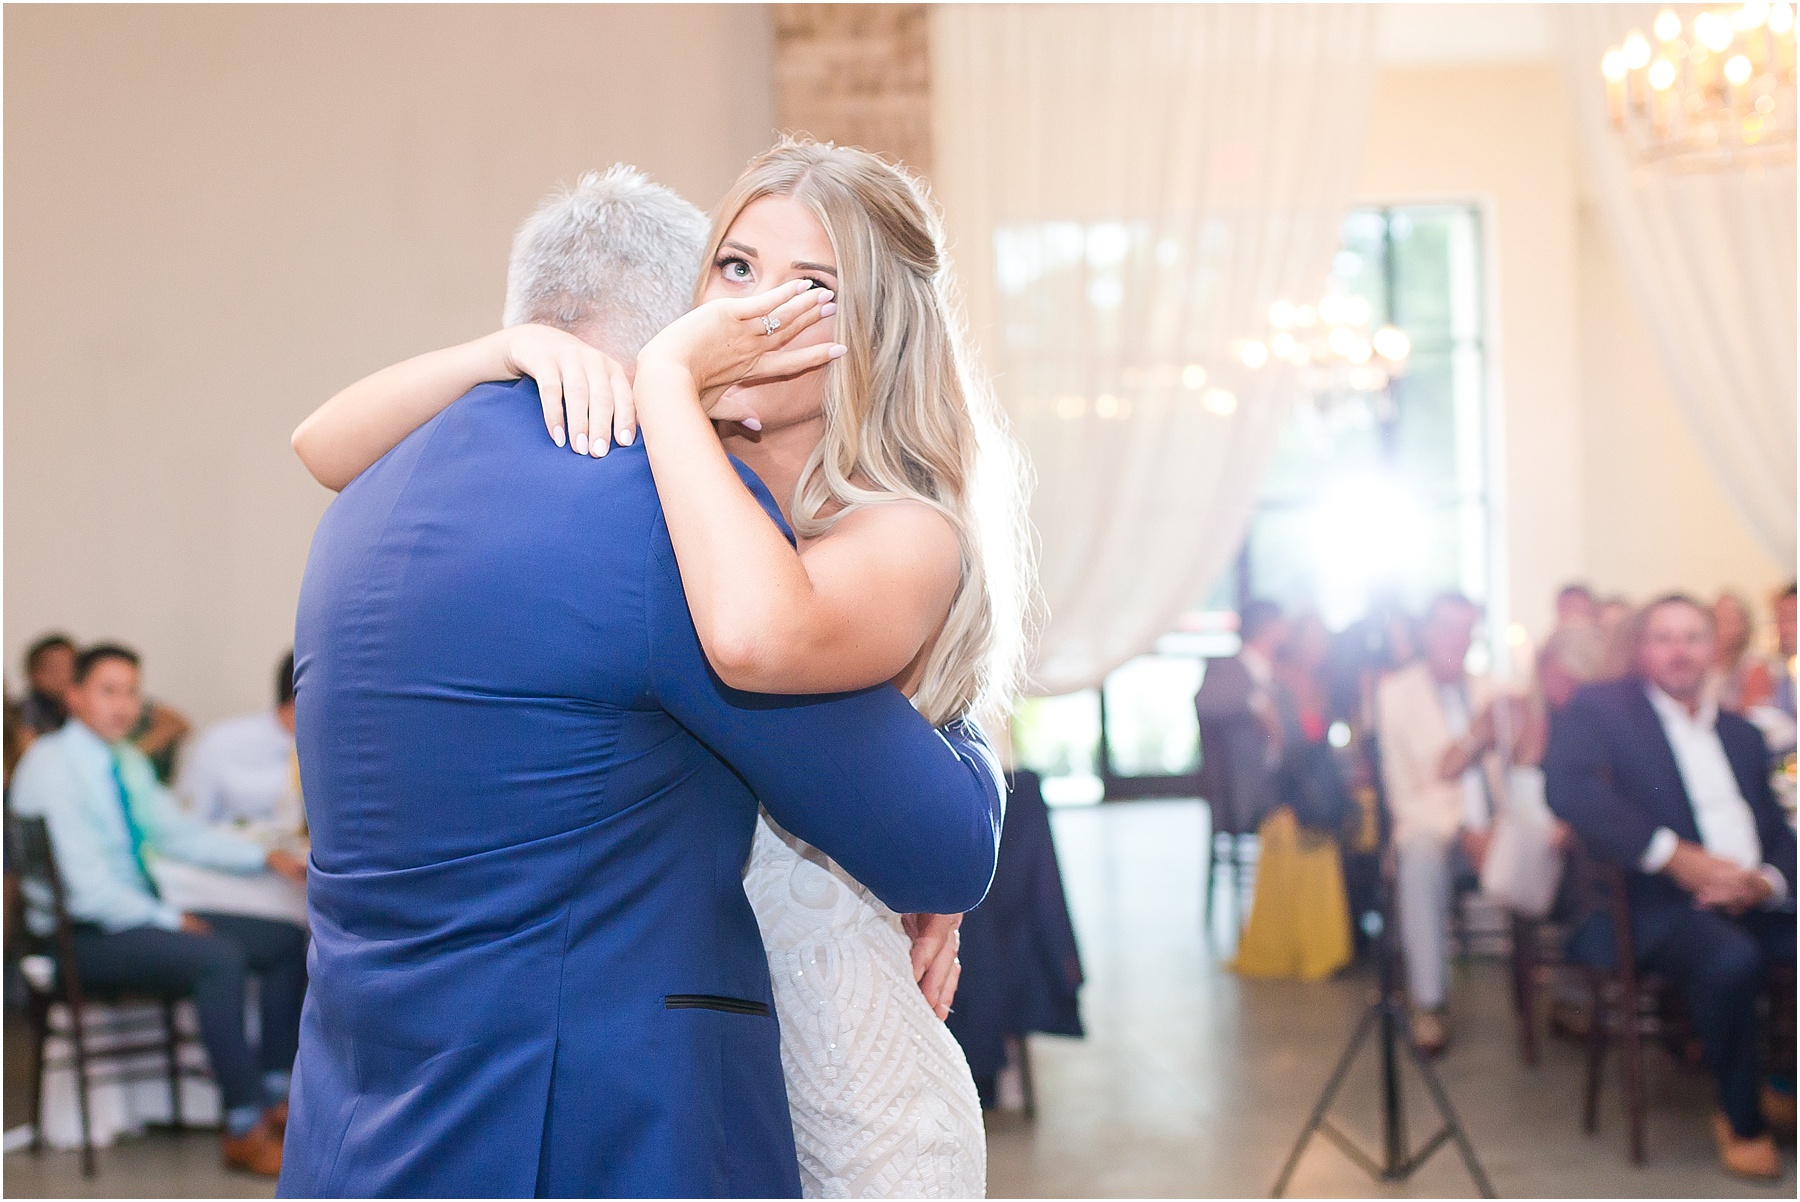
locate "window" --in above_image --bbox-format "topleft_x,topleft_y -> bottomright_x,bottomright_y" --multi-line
1013,204 -> 1495,805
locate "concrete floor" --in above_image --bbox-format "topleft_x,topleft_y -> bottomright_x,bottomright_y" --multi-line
5,798 -> 1793,1198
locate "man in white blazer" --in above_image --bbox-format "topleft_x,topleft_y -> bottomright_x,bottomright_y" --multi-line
1375,592 -> 1512,1055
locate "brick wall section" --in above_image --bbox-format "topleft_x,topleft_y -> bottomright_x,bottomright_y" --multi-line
771,4 -> 932,175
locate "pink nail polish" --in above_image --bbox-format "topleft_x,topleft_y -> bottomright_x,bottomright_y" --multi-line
828,345 -> 848,359
552,426 -> 566,448
573,432 -> 589,455
821,303 -> 838,317
742,417 -> 763,432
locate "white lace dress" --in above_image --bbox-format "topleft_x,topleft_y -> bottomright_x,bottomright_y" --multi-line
744,813 -> 987,1199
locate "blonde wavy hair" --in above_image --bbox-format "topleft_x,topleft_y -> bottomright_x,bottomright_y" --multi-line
701,138 -> 1035,726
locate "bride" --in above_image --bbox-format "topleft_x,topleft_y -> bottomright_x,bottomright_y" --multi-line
291,138 -> 1032,1198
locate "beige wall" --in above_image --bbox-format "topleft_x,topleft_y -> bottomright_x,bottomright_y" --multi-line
5,4 -> 776,725
1358,64 -> 1785,640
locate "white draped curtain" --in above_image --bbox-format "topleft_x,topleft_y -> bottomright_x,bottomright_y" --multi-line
929,5 -> 1379,695
1559,6 -> 1797,568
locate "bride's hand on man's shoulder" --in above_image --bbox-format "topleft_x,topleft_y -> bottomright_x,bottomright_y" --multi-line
493,323 -> 636,460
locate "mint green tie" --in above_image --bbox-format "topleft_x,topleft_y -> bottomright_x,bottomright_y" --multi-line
110,752 -> 160,899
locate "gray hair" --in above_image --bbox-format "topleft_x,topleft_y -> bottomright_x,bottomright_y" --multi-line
501,165 -> 707,358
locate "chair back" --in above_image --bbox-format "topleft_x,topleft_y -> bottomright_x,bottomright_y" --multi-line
1567,834 -> 1639,981
7,813 -> 83,998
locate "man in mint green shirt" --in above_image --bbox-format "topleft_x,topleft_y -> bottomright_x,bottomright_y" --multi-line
10,644 -> 307,1176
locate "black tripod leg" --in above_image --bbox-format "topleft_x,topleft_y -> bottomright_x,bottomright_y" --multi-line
1271,1001 -> 1381,1197
1401,1031 -> 1496,1199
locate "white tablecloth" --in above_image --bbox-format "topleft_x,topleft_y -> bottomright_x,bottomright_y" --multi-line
152,860 -> 307,927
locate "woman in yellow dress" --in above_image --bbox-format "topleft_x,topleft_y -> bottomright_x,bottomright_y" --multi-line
1232,614 -> 1354,982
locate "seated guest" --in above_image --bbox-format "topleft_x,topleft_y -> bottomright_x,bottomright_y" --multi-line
179,653 -> 302,832
1232,613 -> 1353,982
8,644 -> 309,1176
1537,624 -> 1602,738
129,691 -> 192,785
1554,582 -> 1599,631
1375,592 -> 1509,1056
1773,582 -> 1796,718
1195,599 -> 1286,860
20,632 -> 76,736
1545,595 -> 1796,1180
1710,590 -> 1766,713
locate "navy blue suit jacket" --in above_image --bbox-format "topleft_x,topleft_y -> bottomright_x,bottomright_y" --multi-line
278,379 -> 1004,1198
1544,676 -> 1794,927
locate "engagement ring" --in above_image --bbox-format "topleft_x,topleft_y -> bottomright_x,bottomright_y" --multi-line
762,315 -> 781,336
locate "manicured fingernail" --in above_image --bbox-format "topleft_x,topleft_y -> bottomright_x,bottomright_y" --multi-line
594,440 -> 607,457
796,279 -> 813,292
552,426 -> 566,448
620,428 -> 635,446
828,344 -> 848,359
573,432 -> 589,455
742,417 -> 763,432
821,303 -> 838,317
816,289 -> 834,302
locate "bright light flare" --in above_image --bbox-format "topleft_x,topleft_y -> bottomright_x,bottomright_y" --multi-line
1310,474 -> 1428,631
1372,325 -> 1411,362
1201,388 -> 1239,416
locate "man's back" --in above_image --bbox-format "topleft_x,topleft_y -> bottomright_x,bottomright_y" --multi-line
287,380 -> 794,1197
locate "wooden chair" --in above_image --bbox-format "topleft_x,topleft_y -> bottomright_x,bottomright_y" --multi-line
1566,839 -> 1681,1166
8,814 -> 207,1177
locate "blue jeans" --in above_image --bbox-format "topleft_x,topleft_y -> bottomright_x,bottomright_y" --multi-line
1635,906 -> 1796,1139
73,913 -> 307,1114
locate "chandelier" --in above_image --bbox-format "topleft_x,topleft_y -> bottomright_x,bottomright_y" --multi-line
1232,295 -> 1411,408
1602,3 -> 1797,171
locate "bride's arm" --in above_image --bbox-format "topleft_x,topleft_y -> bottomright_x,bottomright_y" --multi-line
636,325 -> 962,698
292,326 -> 634,491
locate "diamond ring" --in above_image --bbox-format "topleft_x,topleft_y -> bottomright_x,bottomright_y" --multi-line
762,315 -> 781,336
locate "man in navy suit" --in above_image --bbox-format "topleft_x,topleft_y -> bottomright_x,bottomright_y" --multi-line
1546,594 -> 1795,1180
278,170 -> 1003,1197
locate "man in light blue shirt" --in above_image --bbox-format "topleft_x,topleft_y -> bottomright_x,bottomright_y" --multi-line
10,644 -> 309,1176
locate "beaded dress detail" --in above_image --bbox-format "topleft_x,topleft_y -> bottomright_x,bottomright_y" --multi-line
744,812 -> 986,1199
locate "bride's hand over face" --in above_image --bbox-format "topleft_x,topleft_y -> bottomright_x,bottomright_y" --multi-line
498,324 -> 636,458
637,280 -> 843,423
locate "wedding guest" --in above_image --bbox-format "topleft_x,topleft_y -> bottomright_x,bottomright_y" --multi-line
1547,595 -> 1795,1180
130,692 -> 192,785
179,653 -> 302,832
5,693 -> 32,790
8,643 -> 309,1176
1555,582 -> 1599,631
1196,600 -> 1286,899
1595,600 -> 1641,682
1538,624 -> 1602,736
1375,592 -> 1510,1056
1232,613 -> 1353,982
1773,582 -> 1797,719
1711,590 -> 1765,713
20,633 -> 76,736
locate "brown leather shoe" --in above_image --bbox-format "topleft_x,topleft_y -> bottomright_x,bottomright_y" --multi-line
1411,1007 -> 1449,1058
1712,1111 -> 1781,1180
221,1120 -> 284,1176
1763,1086 -> 1797,1141
265,1100 -> 288,1135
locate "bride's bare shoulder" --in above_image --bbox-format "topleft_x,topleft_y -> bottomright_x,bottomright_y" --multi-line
828,499 -> 961,570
